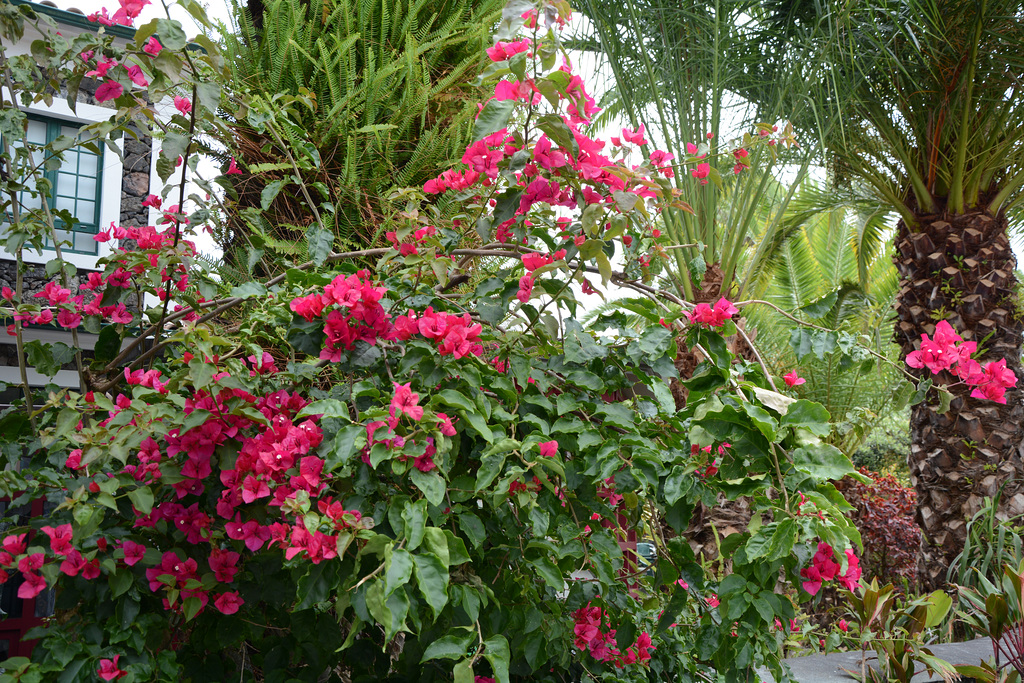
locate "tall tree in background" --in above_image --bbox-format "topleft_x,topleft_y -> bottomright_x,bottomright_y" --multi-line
577,0 -> 820,304
814,0 -> 1024,588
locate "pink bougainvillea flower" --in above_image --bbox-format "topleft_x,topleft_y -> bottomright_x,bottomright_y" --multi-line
390,382 -> 423,421
485,38 -> 530,62
968,359 -> 1017,404
120,540 -> 146,566
174,95 -> 192,116
41,524 -> 73,556
85,57 -> 117,78
214,591 -> 244,614
539,440 -> 558,458
687,297 -> 737,328
783,371 -> 805,388
125,64 -> 148,86
906,319 -> 962,374
436,413 -> 457,436
142,37 -> 163,57
837,549 -> 862,591
226,157 -> 243,175
621,124 -> 647,146
94,81 -> 123,103
706,593 -> 719,608
516,274 -> 534,303
838,619 -> 848,632
97,655 -> 127,681
57,308 -> 82,329
17,570 -> 47,599
799,564 -> 823,595
691,162 -> 710,184
34,281 -> 71,305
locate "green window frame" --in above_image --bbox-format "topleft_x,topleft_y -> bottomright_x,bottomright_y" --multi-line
6,114 -> 105,255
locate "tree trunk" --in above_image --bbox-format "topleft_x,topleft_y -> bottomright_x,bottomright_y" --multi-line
893,208 -> 1024,591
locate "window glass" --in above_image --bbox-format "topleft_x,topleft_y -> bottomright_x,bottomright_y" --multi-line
1,115 -> 105,255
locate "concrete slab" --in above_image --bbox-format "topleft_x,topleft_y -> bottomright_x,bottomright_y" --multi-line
756,637 -> 996,682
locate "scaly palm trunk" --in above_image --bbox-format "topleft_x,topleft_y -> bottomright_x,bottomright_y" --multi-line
893,207 -> 1024,590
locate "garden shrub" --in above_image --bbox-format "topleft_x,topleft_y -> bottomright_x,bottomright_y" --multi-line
835,468 -> 920,588
0,0 -> 1014,681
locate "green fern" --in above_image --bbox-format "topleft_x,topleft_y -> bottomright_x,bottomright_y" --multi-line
219,0 -> 502,266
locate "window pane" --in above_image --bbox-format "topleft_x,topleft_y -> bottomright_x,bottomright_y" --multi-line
19,192 -> 41,211
25,120 -> 46,144
78,152 -> 98,177
56,172 -> 78,197
78,175 -> 96,197
54,195 -> 75,213
52,228 -> 73,246
77,200 -> 96,224
57,151 -> 79,176
74,231 -> 97,253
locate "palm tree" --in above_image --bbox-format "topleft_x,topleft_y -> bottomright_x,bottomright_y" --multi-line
811,0 -> 1024,589
577,0 -> 821,303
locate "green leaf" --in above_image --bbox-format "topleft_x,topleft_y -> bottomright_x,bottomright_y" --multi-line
453,659 -> 474,683
296,562 -> 334,609
385,548 -> 414,597
435,389 -> 476,412
423,527 -> 451,567
444,530 -> 471,565
421,631 -> 475,662
474,99 -> 515,140
260,178 -> 287,211
109,568 -> 133,598
306,224 -> 333,266
127,486 -> 154,515
529,556 -> 562,588
402,499 -> 427,550
93,325 -> 122,364
459,410 -> 493,442
327,424 -> 365,471
493,187 -> 522,227
563,319 -> 608,363
230,282 -> 267,299
482,634 -> 511,683
298,399 -> 351,419
475,453 -> 505,491
779,400 -> 831,437
536,114 -> 579,158
155,18 -> 187,50
409,469 -> 445,507
413,553 -> 449,619
792,444 -> 856,481
459,513 -> 486,548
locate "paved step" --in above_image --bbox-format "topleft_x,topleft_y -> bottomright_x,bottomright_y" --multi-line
756,637 -> 995,682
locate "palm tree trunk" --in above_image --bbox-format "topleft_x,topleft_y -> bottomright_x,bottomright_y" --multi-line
893,208 -> 1024,590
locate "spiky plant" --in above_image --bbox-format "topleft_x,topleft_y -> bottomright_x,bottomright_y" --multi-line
745,184 -> 903,454
218,0 -> 501,271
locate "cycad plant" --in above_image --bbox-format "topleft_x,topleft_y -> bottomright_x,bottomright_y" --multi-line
744,184 -> 904,454
810,0 -> 1024,589
219,0 -> 501,270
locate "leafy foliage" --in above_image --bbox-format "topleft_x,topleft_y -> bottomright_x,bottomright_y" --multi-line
834,468 -> 920,588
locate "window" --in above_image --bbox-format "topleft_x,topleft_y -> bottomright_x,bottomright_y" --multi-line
6,114 -> 104,255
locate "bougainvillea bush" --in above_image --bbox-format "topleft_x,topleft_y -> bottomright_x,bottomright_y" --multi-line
0,0 -> 994,681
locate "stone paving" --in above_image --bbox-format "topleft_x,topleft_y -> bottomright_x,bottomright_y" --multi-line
757,637 -> 996,682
